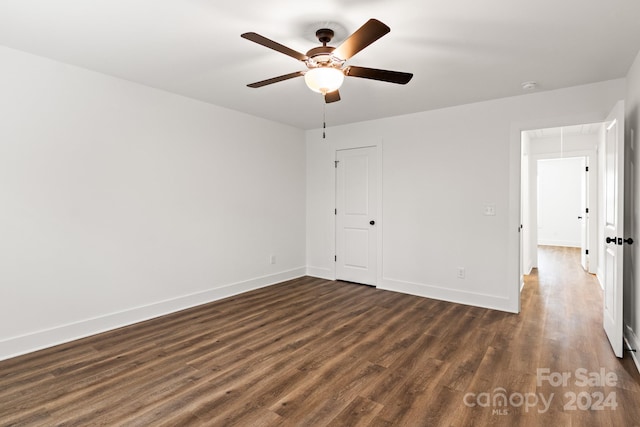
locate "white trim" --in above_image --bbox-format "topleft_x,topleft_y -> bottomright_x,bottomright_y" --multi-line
509,122 -> 524,313
596,270 -> 605,290
377,141 -> 384,287
537,239 -> 582,248
511,113 -> 611,315
380,277 -> 515,313
0,267 -> 305,361
306,266 -> 334,280
624,325 -> 640,374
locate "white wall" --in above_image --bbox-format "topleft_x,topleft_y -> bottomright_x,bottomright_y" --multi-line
624,49 -> 640,371
0,43 -> 633,361
306,79 -> 625,313
0,47 -> 306,360
537,157 -> 584,247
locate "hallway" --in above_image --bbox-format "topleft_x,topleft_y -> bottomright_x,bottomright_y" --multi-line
514,245 -> 640,425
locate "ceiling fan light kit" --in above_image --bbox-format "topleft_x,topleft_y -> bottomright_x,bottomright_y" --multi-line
304,67 -> 344,94
241,19 -> 413,103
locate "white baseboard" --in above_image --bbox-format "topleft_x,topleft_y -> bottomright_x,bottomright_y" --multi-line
625,325 -> 640,375
521,264 -> 536,291
379,277 -> 517,313
596,269 -> 604,290
0,267 -> 305,362
538,240 -> 581,248
306,265 -> 334,281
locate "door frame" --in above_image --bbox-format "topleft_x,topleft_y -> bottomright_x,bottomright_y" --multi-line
509,112 -> 613,313
512,104 -> 626,359
527,150 -> 598,274
334,144 -> 384,286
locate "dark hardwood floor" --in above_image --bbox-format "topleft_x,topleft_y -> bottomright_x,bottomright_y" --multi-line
1,246 -> 639,426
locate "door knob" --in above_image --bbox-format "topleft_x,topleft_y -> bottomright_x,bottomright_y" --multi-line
369,220 -> 375,225
578,216 -> 583,219
624,238 -> 634,245
606,237 -> 617,244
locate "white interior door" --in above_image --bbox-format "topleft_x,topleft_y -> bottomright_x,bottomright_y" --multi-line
603,100 -> 625,358
580,158 -> 588,270
335,147 -> 377,286
587,152 -> 598,275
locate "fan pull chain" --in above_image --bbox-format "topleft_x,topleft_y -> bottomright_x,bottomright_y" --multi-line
323,102 -> 326,139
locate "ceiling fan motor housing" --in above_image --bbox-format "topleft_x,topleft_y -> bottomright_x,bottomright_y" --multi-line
304,28 -> 345,70
305,46 -> 343,69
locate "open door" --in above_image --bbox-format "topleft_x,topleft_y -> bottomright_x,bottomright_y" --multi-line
603,100 -> 625,358
580,158 -> 588,270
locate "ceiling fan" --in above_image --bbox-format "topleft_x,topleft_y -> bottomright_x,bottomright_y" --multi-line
241,19 -> 413,103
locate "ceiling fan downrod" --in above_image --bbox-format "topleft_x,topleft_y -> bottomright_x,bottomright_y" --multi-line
316,28 -> 334,46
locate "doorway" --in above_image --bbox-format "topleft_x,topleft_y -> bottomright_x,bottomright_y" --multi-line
518,102 -> 627,359
521,123 -> 602,276
335,146 -> 378,286
537,156 -> 587,264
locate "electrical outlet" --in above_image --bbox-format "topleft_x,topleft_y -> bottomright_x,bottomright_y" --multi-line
456,267 -> 466,279
270,255 -> 276,265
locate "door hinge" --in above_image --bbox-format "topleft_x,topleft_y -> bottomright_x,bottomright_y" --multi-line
586,208 -> 589,213
586,249 -> 589,255
335,208 -> 337,215
334,255 -> 337,262
334,160 -> 339,168
586,166 -> 589,172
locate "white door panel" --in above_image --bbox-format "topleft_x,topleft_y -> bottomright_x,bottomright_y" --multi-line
336,147 -> 377,285
602,100 -> 625,358
344,228 -> 369,268
345,156 -> 369,214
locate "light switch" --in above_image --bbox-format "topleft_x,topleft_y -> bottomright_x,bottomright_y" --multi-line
483,203 -> 496,216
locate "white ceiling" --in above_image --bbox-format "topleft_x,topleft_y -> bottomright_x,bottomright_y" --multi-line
1,0 -> 639,130
526,122 -> 603,139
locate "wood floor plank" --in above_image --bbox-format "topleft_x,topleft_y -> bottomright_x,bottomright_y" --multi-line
1,246 -> 639,426
326,395 -> 384,426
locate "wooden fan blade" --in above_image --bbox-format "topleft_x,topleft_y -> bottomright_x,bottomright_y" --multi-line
333,19 -> 390,60
247,71 -> 304,88
241,32 -> 308,61
345,66 -> 413,84
324,90 -> 341,103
